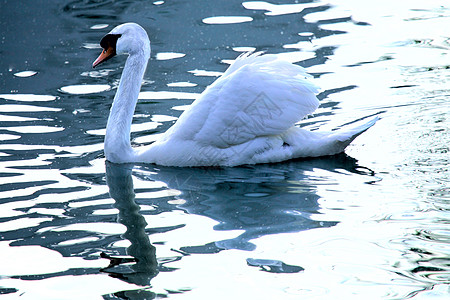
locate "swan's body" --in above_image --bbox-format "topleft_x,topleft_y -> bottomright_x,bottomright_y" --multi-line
93,23 -> 377,167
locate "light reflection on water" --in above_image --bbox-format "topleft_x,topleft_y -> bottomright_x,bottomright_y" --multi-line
0,0 -> 449,299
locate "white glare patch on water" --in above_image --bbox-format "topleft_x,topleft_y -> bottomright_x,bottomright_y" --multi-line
57,237 -> 101,246
0,133 -> 20,140
59,84 -> 111,94
153,0 -> 164,5
151,114 -> 177,122
151,115 -> 177,122
0,114 -> 39,121
298,32 -> 314,37
155,52 -> 186,60
92,208 -> 120,215
0,218 -> 53,232
0,94 -> 57,101
82,42 -> 101,49
188,69 -> 223,77
167,199 -> 186,205
0,104 -> 61,112
28,208 -> 66,216
52,223 -> 126,235
202,16 -> 253,24
139,91 -> 200,100
1,274 -> 141,299
4,125 -> 64,134
242,1 -> 322,16
0,242 -> 104,276
232,46 -> 256,52
167,81 -> 197,87
140,204 -> 157,211
221,59 -> 235,65
72,108 -> 90,115
90,24 -> 108,30
13,70 -> 37,77
171,104 -> 190,111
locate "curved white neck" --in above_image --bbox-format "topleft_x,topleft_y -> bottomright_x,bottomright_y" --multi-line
105,52 -> 149,162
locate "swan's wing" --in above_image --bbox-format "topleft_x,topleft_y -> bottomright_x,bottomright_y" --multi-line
166,52 -> 320,148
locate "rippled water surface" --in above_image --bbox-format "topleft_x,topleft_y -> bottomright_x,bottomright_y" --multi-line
0,0 -> 449,299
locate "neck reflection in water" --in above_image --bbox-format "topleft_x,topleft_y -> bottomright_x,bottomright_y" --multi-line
104,162 -> 158,297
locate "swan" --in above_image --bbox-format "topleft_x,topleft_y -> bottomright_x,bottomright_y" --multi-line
92,23 -> 378,167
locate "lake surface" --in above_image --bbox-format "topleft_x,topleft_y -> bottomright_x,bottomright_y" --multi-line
0,0 -> 449,299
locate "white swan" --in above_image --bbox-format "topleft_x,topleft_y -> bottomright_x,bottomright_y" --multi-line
93,23 -> 378,167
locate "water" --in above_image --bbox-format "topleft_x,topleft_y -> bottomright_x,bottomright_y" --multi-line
0,0 -> 449,299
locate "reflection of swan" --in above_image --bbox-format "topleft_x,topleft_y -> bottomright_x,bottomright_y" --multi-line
134,154 -> 371,251
104,162 -> 158,297
93,22 -> 378,166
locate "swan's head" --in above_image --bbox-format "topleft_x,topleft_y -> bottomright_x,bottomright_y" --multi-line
92,23 -> 151,68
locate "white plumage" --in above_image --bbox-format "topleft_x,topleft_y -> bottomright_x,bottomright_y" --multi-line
93,23 -> 378,167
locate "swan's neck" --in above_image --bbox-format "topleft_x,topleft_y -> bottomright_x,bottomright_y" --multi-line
105,52 -> 148,162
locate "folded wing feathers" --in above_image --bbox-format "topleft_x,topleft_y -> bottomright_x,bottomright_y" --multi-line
192,52 -> 320,147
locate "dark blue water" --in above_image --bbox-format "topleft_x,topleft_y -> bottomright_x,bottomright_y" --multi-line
0,0 -> 449,299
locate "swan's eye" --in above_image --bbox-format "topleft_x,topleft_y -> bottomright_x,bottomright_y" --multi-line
99,34 -> 122,51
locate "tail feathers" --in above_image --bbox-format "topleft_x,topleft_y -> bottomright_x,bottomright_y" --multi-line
333,116 -> 379,147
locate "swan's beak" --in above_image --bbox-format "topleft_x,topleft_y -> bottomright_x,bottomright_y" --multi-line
93,47 -> 115,68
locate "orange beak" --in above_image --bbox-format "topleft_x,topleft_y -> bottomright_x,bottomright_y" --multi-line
92,47 -> 115,68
